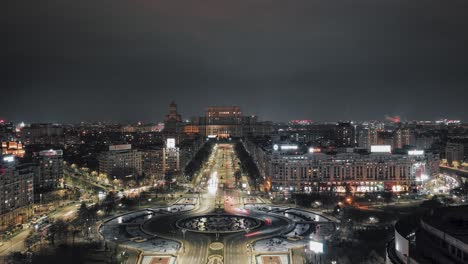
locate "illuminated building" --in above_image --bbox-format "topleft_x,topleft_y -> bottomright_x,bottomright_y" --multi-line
98,144 -> 143,178
0,122 -> 15,141
244,139 -> 439,194
21,123 -> 64,145
278,123 -> 335,144
0,155 -> 34,231
183,125 -> 200,135
393,127 -> 414,149
201,106 -> 243,138
289,120 -> 313,126
34,149 -> 64,191
377,130 -> 394,146
142,147 -> 164,183
122,123 -> 161,133
1,141 -> 25,158
206,106 -> 242,124
335,122 -> 355,147
163,138 -> 180,175
445,142 -> 465,165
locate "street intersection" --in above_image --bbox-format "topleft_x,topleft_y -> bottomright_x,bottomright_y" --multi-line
100,144 -> 336,264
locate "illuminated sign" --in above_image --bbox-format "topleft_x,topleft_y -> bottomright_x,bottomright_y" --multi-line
408,150 -> 424,156
309,241 -> 324,253
166,138 -> 176,149
274,144 -> 298,151
370,145 -> 391,153
2,156 -> 14,162
280,145 -> 298,150
309,147 -> 321,153
207,135 -> 217,139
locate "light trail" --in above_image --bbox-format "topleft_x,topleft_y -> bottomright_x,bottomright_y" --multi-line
208,171 -> 218,195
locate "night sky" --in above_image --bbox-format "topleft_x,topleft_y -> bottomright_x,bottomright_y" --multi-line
3,0 -> 468,123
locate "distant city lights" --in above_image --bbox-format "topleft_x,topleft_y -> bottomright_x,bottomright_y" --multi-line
308,147 -> 321,153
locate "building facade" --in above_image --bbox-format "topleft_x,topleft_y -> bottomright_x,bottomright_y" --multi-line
34,149 -> 64,191
0,155 -> 35,231
98,144 -> 143,178
21,123 -> 64,145
200,106 -> 243,138
335,122 -> 356,147
141,147 -> 164,183
387,206 -> 468,264
1,141 -> 25,158
163,138 -> 180,176
244,138 -> 439,194
446,142 -> 465,165
163,102 -> 184,143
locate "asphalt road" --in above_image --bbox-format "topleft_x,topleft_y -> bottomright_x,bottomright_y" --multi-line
0,201 -> 80,257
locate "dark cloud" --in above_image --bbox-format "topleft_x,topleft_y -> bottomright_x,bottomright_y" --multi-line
2,0 -> 468,122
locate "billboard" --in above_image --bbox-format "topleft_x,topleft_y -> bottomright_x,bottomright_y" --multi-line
408,150 -> 424,156
370,145 -> 391,153
166,138 -> 176,149
280,145 -> 298,150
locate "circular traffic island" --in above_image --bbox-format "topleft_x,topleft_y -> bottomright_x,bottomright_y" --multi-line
176,214 -> 261,233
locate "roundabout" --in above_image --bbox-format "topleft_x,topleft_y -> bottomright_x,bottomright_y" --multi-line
175,214 -> 261,233
98,144 -> 337,264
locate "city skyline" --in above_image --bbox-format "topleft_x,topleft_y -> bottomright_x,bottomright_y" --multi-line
0,101 -> 464,124
3,0 -> 468,122
2,0 -> 468,263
